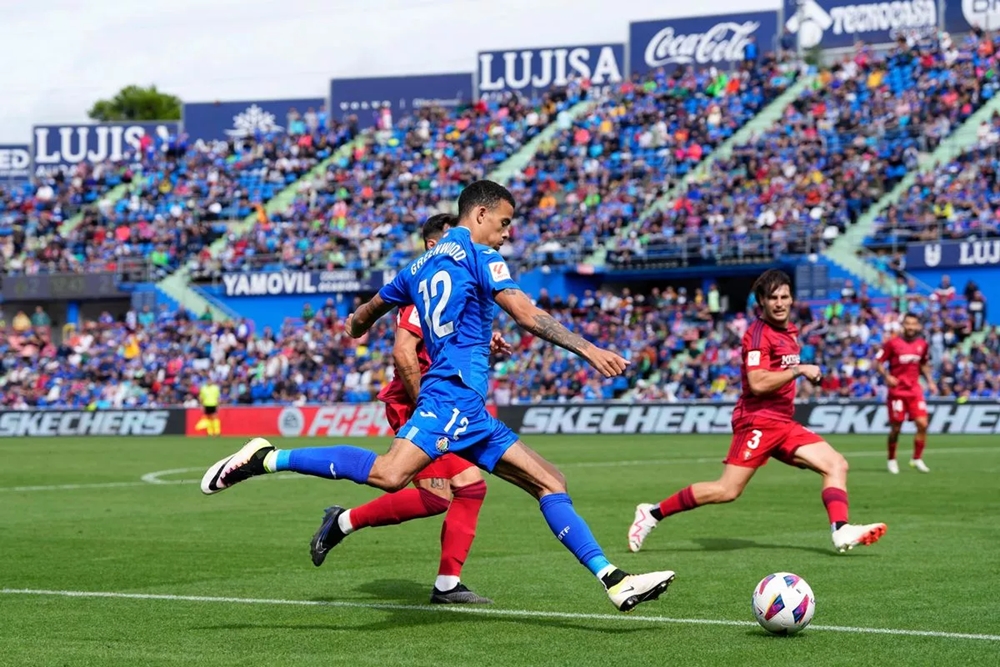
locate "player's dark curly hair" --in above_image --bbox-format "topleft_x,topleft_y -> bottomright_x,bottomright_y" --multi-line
422,213 -> 456,242
457,180 -> 515,220
752,269 -> 793,303
903,311 -> 922,322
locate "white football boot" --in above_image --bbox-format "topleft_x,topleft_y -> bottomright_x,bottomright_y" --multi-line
832,522 -> 887,553
887,459 -> 900,475
628,503 -> 660,553
607,570 -> 676,613
910,459 -> 930,473
201,437 -> 275,495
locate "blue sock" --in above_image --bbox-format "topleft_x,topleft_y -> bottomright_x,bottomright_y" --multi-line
273,446 -> 376,485
539,493 -> 613,577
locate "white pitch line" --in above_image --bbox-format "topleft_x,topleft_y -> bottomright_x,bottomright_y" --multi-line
0,446 -> 997,494
2,588 -> 998,643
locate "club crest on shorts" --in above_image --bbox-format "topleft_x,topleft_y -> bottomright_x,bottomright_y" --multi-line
436,437 -> 450,453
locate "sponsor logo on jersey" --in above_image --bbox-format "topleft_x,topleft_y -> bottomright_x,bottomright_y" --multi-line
780,354 -> 801,368
897,354 -> 923,364
489,261 -> 512,283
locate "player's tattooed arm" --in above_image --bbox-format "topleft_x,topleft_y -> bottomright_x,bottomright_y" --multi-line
346,294 -> 395,338
494,288 -> 591,354
393,327 -> 423,402
494,288 -> 628,377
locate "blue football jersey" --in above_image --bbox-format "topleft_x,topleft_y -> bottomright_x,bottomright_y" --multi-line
378,226 -> 520,400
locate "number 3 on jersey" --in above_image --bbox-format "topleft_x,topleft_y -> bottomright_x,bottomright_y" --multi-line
418,270 -> 454,340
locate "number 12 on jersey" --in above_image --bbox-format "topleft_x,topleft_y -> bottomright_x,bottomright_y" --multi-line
418,270 -> 455,340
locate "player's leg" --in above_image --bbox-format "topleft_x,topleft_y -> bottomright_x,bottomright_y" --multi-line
629,464 -> 756,552
329,400 -> 453,542
210,409 -> 221,437
427,461 -> 491,604
201,435 -> 430,495
910,402 -> 930,472
306,402 -> 447,565
629,424 -> 767,552
887,397 -> 904,474
196,409 -> 211,435
788,436 -> 886,552
491,440 -> 675,613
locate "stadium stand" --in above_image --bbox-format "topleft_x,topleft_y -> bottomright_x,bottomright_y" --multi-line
5,34 -> 1000,410
1,162 -> 132,274
497,57 -> 799,269
192,85 -> 588,279
1,291 -> 995,409
867,117 -> 1000,250
606,33 -> 1000,270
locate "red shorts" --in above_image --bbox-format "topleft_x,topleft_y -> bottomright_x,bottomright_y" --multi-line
887,394 -> 927,424
383,401 -> 476,482
384,401 -> 416,433
724,419 -> 824,469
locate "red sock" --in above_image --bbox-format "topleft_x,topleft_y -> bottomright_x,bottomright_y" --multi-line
887,433 -> 898,460
821,488 -> 849,526
350,488 -> 450,530
914,435 -> 926,460
657,486 -> 699,519
438,481 -> 486,577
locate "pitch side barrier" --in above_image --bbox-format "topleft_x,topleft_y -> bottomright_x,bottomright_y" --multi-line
5,401 -> 997,438
496,400 -> 1000,436
0,409 -> 187,437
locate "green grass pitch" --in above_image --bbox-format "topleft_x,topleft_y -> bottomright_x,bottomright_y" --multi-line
1,434 -> 998,666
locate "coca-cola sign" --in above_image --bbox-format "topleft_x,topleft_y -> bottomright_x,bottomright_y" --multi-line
629,11 -> 778,75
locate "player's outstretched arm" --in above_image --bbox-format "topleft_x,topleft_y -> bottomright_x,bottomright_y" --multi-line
494,288 -> 627,377
346,294 -> 395,339
393,326 -> 423,402
747,365 -> 821,395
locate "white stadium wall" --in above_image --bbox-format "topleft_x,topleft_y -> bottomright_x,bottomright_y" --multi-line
0,0 -> 780,141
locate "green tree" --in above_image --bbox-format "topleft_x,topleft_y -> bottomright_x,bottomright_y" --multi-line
88,85 -> 182,122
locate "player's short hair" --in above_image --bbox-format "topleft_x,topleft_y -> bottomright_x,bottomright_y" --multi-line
457,180 -> 515,220
903,311 -> 921,322
752,269 -> 793,303
422,213 -> 455,242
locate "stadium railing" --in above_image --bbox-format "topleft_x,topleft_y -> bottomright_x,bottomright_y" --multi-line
605,229 -> 824,270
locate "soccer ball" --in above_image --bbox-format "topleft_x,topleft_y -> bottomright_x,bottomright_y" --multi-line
752,572 -> 815,635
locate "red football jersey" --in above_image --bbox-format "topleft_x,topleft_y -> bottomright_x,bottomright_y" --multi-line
732,318 -> 801,427
376,305 -> 432,406
876,335 -> 928,397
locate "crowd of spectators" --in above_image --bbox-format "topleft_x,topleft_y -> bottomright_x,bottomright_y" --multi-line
868,112 -> 1000,249
498,56 -> 799,269
1,119 -> 356,280
5,30 -> 1000,284
2,283 -> 994,411
1,161 -> 134,274
194,85 -> 589,279
608,30 -> 1000,269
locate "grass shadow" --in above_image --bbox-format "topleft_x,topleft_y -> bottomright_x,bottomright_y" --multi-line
744,628 -> 809,640
191,578 -> 648,636
644,537 -> 844,557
